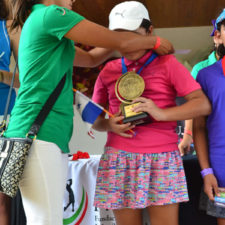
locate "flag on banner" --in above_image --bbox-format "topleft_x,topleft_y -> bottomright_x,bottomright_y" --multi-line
74,90 -> 104,138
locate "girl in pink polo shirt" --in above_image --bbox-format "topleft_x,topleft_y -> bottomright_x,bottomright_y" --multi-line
92,2 -> 211,225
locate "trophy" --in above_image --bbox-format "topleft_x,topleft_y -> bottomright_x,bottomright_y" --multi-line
115,71 -> 151,125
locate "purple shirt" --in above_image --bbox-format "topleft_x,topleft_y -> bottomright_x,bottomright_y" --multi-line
197,57 -> 225,187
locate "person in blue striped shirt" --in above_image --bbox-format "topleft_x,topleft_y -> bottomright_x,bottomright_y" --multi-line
0,0 -> 20,224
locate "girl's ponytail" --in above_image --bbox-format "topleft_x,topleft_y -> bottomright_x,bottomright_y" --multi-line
11,0 -> 41,29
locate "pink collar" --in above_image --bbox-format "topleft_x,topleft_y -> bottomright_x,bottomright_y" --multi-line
123,50 -> 153,67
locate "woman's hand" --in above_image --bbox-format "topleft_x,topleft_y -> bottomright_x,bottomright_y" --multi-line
203,174 -> 219,201
132,97 -> 165,121
106,111 -> 135,138
153,37 -> 174,55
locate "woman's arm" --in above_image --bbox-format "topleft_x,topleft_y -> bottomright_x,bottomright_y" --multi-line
4,20 -> 20,88
65,19 -> 173,56
193,116 -> 219,200
74,39 -> 174,68
132,89 -> 211,121
7,20 -> 20,60
74,47 -> 116,68
0,70 -> 19,88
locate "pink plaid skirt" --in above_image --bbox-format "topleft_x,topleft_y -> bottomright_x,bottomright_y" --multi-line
94,147 -> 188,209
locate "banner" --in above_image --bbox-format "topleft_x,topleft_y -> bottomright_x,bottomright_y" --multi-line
74,90 -> 103,138
63,157 -> 150,225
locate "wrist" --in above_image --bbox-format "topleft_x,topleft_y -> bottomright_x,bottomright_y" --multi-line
184,129 -> 192,137
152,36 -> 161,50
201,168 -> 214,178
155,108 -> 167,121
0,71 -> 4,83
105,119 -> 112,132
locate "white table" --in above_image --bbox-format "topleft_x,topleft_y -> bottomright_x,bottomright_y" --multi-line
63,156 -> 150,225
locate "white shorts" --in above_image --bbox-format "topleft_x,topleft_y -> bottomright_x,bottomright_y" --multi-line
19,140 -> 68,225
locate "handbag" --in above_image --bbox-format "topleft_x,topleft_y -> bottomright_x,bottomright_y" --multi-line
0,62 -> 66,197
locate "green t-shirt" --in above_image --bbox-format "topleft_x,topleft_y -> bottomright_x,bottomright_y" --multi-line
191,51 -> 217,79
5,4 -> 84,153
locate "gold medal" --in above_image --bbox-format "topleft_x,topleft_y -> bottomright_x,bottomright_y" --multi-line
115,71 -> 145,104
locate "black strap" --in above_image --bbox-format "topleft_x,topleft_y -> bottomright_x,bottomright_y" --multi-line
27,74 -> 66,137
3,61 -> 18,120
0,59 -> 66,137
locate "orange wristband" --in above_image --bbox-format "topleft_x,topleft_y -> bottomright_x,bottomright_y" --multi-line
184,129 -> 192,137
152,37 -> 161,50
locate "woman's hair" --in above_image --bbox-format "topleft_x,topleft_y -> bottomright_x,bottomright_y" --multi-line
140,19 -> 152,33
0,0 -> 9,20
10,0 -> 42,29
216,19 -> 225,59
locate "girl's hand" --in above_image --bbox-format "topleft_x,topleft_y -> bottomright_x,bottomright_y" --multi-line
107,111 -> 135,138
203,174 -> 219,201
132,97 -> 165,121
178,134 -> 193,156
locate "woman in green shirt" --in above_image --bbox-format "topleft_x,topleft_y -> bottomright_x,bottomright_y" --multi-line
8,0 -> 174,224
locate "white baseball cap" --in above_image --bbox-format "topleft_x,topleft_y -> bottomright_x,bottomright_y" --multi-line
109,1 -> 150,31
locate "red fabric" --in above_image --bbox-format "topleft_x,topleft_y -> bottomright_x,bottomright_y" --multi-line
71,151 -> 90,160
222,56 -> 225,76
152,36 -> 161,50
184,129 -> 193,137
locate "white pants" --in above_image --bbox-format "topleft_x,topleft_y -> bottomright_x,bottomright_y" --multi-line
19,140 -> 68,225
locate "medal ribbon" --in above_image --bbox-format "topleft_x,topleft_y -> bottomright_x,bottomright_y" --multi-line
121,52 -> 158,74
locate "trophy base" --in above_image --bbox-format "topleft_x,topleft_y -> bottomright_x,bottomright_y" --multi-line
121,103 -> 151,125
123,112 -> 151,125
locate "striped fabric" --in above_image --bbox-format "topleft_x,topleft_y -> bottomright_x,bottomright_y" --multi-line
94,147 -> 188,209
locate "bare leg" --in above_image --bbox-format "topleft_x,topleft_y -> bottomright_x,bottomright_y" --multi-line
113,208 -> 143,225
0,193 -> 11,225
147,203 -> 179,225
218,218 -> 225,225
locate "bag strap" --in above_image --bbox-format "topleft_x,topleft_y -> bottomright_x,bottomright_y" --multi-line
0,60 -> 18,132
27,74 -> 66,138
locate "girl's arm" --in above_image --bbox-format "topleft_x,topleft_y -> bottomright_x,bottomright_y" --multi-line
132,89 -> 211,121
193,116 -> 219,201
92,106 -> 134,138
178,119 -> 193,156
64,19 -> 174,57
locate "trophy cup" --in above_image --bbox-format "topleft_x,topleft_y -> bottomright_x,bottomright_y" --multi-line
115,71 -> 151,125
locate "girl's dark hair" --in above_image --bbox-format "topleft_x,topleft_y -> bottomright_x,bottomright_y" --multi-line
216,44 -> 225,59
11,0 -> 42,29
217,19 -> 225,33
216,19 -> 225,59
0,1 -> 9,20
140,18 -> 152,33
